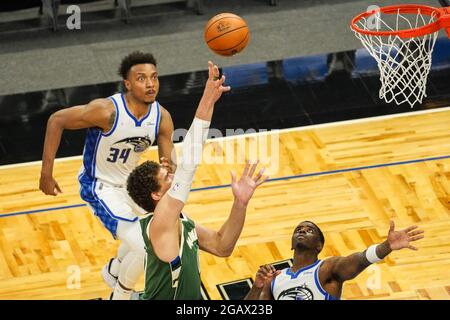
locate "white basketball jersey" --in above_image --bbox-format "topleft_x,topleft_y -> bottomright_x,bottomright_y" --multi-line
79,93 -> 161,186
271,260 -> 339,300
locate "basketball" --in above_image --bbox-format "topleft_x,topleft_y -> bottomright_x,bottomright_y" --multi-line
204,13 -> 250,57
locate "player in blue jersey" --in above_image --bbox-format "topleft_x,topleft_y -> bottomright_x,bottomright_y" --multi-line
245,220 -> 424,300
39,51 -> 176,299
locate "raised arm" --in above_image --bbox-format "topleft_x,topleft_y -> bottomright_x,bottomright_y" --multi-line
39,98 -> 114,195
196,161 -> 267,257
323,220 -> 424,283
149,61 -> 230,262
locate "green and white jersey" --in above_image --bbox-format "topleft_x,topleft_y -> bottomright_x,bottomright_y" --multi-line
140,213 -> 201,300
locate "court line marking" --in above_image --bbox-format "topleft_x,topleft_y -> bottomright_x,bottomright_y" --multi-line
0,204 -> 88,218
1,154 -> 449,218
1,106 -> 449,170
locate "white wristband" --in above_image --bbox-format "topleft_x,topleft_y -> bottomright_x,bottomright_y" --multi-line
167,117 -> 210,204
167,179 -> 193,204
365,244 -> 382,264
179,117 -> 210,170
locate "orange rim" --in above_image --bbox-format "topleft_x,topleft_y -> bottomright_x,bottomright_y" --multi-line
351,4 -> 450,38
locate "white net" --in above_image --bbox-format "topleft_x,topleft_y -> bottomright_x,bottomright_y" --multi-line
353,8 -> 440,107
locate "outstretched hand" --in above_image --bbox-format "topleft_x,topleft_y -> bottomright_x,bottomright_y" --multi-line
202,61 -> 231,104
254,264 -> 281,289
387,220 -> 424,251
39,173 -> 62,196
231,160 -> 268,206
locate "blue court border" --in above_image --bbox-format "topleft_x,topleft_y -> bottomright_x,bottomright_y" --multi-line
1,154 -> 449,218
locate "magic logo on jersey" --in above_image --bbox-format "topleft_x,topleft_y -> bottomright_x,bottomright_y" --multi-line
278,284 -> 314,300
113,136 -> 152,152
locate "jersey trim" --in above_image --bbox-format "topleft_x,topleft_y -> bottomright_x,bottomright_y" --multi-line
82,128 -> 102,178
286,259 -> 321,279
314,261 -> 328,296
271,275 -> 276,296
155,101 -> 161,141
178,217 -> 185,258
121,93 -> 153,127
172,220 -> 185,299
314,261 -> 340,300
102,96 -> 120,137
170,255 -> 181,267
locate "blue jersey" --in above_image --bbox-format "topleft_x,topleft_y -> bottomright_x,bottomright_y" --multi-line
271,260 -> 339,300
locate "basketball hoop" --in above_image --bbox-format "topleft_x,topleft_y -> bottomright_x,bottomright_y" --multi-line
351,4 -> 450,107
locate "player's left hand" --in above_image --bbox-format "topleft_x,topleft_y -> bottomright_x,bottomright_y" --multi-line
254,264 -> 281,289
387,220 -> 424,251
230,160 -> 268,206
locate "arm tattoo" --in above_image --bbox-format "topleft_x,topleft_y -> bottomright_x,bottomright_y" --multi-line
107,109 -> 116,131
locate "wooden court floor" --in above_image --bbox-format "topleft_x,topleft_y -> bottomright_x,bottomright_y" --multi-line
0,108 -> 449,300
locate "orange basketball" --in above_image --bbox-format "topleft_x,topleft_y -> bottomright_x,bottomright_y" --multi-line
204,13 -> 250,57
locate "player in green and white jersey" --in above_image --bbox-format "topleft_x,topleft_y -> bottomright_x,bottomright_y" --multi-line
127,61 -> 268,299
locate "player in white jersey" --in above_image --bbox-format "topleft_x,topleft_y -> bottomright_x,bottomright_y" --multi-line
39,51 -> 176,299
245,220 -> 424,300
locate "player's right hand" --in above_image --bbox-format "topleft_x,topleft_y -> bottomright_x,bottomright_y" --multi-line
254,264 -> 281,289
231,160 -> 268,206
202,61 -> 231,104
386,220 -> 424,251
39,174 -> 62,196
160,157 -> 173,173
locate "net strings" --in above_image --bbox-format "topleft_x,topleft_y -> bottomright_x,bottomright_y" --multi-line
353,9 -> 439,107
